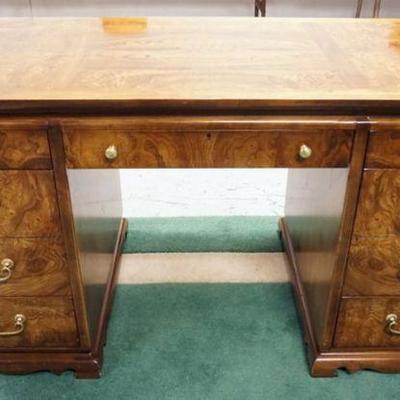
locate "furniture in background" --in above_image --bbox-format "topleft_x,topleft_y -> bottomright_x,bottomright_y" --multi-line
0,17 -> 400,379
256,0 -> 383,17
255,0 -> 266,16
356,0 -> 382,17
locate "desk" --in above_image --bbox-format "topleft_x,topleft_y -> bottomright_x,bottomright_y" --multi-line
0,17 -> 400,378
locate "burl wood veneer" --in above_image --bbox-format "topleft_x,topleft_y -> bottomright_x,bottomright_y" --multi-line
1,17 -> 400,379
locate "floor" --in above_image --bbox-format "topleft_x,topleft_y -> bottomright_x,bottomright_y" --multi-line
2,284 -> 400,400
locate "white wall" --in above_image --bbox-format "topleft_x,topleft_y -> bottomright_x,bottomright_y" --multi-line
1,0 -> 399,217
1,0 -> 399,17
120,169 -> 287,217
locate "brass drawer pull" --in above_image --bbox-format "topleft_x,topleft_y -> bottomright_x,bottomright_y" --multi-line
386,314 -> 400,335
299,144 -> 312,159
104,144 -> 118,160
0,258 -> 14,283
0,314 -> 26,337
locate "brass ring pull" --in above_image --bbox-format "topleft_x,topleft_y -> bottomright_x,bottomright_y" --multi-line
104,144 -> 118,160
299,144 -> 312,160
0,258 -> 14,283
386,314 -> 400,335
0,314 -> 26,337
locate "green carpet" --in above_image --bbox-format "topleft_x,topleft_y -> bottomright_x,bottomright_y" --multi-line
1,284 -> 400,400
124,216 -> 282,253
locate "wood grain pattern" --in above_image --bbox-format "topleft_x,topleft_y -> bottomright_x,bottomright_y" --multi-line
282,218 -> 400,376
0,125 -> 50,169
0,239 -> 70,297
63,119 -> 353,168
285,169 -> 349,347
335,298 -> 400,348
366,119 -> 400,168
67,168 -> 123,344
0,18 -> 400,105
344,237 -> 400,296
0,297 -> 78,348
0,171 -> 60,238
353,170 -> 400,237
47,125 -> 91,350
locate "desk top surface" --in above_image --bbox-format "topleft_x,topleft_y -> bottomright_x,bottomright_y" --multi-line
1,17 -> 400,107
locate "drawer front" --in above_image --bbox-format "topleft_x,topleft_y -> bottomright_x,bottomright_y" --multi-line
343,237 -> 400,296
0,239 -> 70,297
0,297 -> 78,348
335,298 -> 400,348
63,122 -> 353,168
0,171 -> 60,238
366,123 -> 400,169
0,125 -> 51,169
353,170 -> 400,237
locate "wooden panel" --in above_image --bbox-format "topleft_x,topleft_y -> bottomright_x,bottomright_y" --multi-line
344,237 -> 400,296
0,239 -> 70,297
284,125 -> 369,350
353,170 -> 400,237
1,18 -> 400,105
67,169 -> 122,344
63,121 -> 353,168
47,126 -> 91,350
285,168 -> 349,348
0,125 -> 51,169
335,298 -> 400,348
0,297 -> 78,348
0,171 -> 60,238
366,120 -> 400,168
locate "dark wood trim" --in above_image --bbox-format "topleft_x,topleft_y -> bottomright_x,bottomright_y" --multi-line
311,351 -> 400,377
0,351 -> 101,378
47,124 -> 91,350
321,120 -> 371,349
1,100 -> 400,117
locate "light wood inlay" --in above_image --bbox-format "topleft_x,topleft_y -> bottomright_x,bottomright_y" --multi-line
0,171 -> 60,238
0,18 -> 400,104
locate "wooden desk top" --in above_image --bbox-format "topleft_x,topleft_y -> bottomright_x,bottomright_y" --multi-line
1,17 -> 400,112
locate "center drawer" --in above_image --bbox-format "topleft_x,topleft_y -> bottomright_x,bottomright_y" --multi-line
62,118 -> 354,168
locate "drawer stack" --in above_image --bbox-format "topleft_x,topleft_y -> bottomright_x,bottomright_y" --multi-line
0,123 -> 78,349
336,122 -> 400,348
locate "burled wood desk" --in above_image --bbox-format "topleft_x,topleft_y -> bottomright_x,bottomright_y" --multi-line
0,17 -> 400,378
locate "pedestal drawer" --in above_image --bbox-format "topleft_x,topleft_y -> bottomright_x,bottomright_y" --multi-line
0,297 -> 78,348
335,298 -> 400,348
0,239 -> 70,297
343,237 -> 400,296
0,171 -> 60,238
353,170 -> 400,237
366,121 -> 400,169
0,124 -> 51,170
